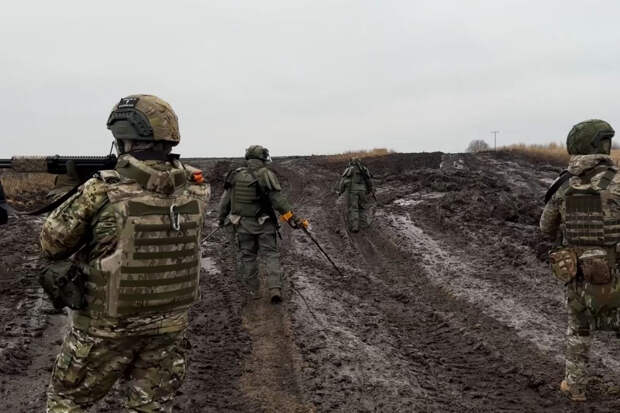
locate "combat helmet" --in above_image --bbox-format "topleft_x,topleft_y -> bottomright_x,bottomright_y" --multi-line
245,145 -> 271,162
566,119 -> 615,155
106,94 -> 180,146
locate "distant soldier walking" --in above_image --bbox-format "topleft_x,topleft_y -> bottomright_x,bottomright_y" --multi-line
218,145 -> 307,303
40,94 -> 210,412
0,181 -> 7,224
338,157 -> 374,232
540,119 -> 620,402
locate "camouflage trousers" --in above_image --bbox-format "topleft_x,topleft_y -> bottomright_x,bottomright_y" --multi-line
47,327 -> 189,413
346,191 -> 370,232
236,231 -> 282,294
564,282 -> 620,394
565,298 -> 591,394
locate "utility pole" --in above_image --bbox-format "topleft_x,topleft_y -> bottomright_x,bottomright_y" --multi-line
491,130 -> 499,151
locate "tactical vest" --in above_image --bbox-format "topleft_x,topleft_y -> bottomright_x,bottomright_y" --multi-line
230,168 -> 262,217
83,165 -> 206,318
565,167 -> 620,247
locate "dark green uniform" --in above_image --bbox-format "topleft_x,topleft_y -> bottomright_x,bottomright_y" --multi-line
338,159 -> 374,232
218,156 -> 294,300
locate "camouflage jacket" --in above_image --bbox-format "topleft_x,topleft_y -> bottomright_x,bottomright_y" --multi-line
217,159 -> 293,234
40,155 -> 210,337
339,163 -> 373,194
540,154 -> 617,242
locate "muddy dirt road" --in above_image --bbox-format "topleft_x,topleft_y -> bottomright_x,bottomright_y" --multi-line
2,151 -> 620,412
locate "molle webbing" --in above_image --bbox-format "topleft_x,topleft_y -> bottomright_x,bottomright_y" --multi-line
565,168 -> 620,246
565,194 -> 604,245
128,200 -> 200,216
116,160 -> 186,193
86,192 -> 203,318
231,169 -> 261,217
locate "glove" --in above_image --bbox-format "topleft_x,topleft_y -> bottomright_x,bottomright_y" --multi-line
280,211 -> 309,230
292,216 -> 309,230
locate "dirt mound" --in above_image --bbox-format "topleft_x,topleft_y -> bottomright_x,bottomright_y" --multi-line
2,151 -> 620,412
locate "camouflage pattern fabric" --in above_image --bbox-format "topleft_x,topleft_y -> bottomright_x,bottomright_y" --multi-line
236,231 -> 283,293
47,327 -> 188,413
339,160 -> 373,232
540,153 -> 620,397
41,155 -> 209,411
41,157 -> 210,338
565,285 -> 592,395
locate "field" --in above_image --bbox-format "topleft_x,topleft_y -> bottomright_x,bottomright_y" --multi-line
497,143 -> 620,166
1,151 -> 620,412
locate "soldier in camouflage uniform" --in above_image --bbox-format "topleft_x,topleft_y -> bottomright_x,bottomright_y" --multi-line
0,181 -> 7,224
338,157 -> 374,232
40,94 -> 210,412
540,119 -> 620,401
218,145 -> 307,303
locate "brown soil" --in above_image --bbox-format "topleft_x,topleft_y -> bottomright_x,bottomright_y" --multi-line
2,152 -> 620,412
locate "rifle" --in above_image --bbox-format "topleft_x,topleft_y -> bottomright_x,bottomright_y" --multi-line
0,155 -> 117,180
0,154 -> 118,214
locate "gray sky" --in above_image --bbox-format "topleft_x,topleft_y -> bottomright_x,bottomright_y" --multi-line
1,0 -> 619,157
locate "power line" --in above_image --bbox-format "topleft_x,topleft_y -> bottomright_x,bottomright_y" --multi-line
491,130 -> 499,151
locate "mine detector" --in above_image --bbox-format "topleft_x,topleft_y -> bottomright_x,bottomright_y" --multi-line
0,154 -> 117,214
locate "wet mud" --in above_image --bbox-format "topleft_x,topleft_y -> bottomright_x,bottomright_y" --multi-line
2,152 -> 620,412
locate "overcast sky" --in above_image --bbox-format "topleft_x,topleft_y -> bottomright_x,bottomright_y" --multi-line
1,0 -> 619,157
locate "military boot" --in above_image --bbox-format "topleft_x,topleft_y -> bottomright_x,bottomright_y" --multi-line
560,380 -> 586,402
270,288 -> 282,304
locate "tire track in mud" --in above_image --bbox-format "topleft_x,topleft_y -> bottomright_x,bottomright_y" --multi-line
276,154 -> 620,411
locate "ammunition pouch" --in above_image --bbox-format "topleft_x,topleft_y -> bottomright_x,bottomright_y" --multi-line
549,247 -> 578,283
578,248 -> 613,285
38,261 -> 86,310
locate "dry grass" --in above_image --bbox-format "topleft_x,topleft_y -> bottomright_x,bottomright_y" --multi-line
325,148 -> 394,162
498,143 -> 620,166
0,172 -> 56,199
499,143 -> 569,165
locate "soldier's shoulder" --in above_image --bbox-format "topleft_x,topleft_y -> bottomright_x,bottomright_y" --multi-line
256,166 -> 281,190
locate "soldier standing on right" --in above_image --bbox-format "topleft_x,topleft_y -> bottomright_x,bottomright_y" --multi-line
540,119 -> 620,401
338,157 -> 374,233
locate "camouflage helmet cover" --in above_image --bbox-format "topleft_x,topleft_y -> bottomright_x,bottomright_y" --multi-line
245,145 -> 271,162
107,94 -> 180,146
566,119 -> 614,155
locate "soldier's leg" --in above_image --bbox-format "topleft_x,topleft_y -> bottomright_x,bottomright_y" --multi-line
236,232 -> 260,294
358,192 -> 371,229
347,192 -> 360,232
125,332 -> 189,413
259,231 -> 284,302
563,288 -> 591,401
47,328 -> 134,413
